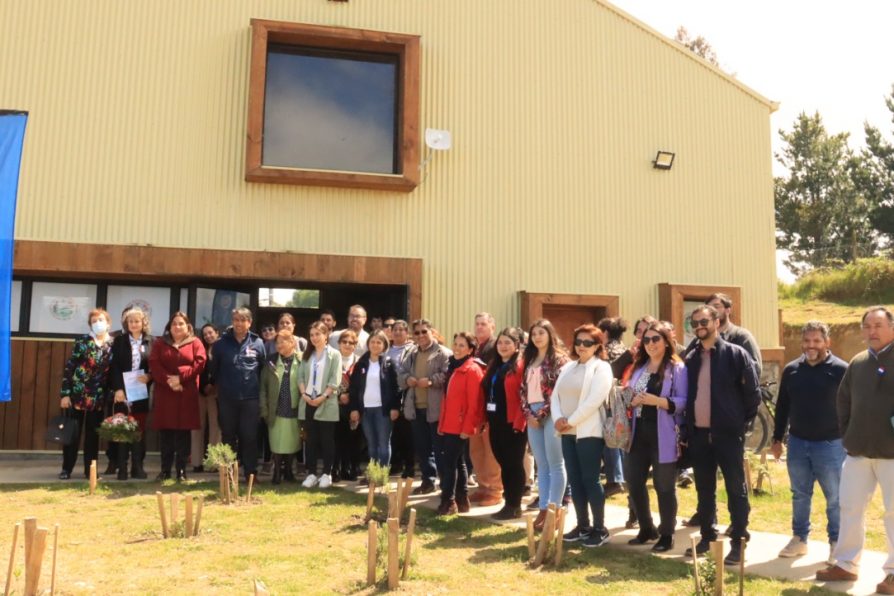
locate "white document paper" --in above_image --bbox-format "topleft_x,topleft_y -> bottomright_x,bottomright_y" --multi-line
123,371 -> 149,402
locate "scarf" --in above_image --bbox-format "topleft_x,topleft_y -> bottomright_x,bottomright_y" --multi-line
445,354 -> 471,386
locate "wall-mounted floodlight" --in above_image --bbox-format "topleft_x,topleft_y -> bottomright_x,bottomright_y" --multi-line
653,151 -> 675,170
419,128 -> 452,182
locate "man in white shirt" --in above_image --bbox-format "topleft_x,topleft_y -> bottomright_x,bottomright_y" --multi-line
329,305 -> 369,356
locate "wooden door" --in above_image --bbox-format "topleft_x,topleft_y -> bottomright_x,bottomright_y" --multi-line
520,292 -> 619,349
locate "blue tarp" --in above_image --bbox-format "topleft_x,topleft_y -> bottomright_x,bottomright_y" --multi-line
0,111 -> 28,403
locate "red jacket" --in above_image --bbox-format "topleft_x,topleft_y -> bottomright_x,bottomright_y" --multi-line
504,360 -> 527,432
149,336 -> 206,430
438,358 -> 485,436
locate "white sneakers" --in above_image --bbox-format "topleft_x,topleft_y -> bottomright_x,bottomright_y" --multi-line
779,536 -> 808,558
301,473 -> 332,488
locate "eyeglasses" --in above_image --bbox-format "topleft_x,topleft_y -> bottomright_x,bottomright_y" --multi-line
413,329 -> 430,336
573,338 -> 597,348
383,323 -> 395,329
690,318 -> 712,328
339,340 -> 357,346
261,327 -> 275,333
641,335 -> 663,345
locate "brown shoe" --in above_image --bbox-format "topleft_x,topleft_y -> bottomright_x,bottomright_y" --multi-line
816,565 -> 858,582
878,574 -> 894,595
437,499 -> 458,516
477,494 -> 503,507
456,494 -> 471,513
533,509 -> 548,532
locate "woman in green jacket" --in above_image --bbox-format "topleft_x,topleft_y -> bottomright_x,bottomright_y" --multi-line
298,321 -> 342,489
261,330 -> 302,484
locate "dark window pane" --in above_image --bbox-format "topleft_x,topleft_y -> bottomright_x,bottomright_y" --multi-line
263,46 -> 399,174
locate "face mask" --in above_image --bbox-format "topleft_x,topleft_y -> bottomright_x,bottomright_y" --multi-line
91,320 -> 108,335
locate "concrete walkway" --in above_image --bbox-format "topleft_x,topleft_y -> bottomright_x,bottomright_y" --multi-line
1,453 -> 887,595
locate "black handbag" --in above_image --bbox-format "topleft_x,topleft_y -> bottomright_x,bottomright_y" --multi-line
45,411 -> 79,446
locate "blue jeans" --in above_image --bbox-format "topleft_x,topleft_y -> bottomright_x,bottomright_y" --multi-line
562,435 -> 607,531
411,408 -> 441,484
527,416 -> 567,507
362,407 -> 393,467
603,447 -> 624,483
786,435 -> 845,542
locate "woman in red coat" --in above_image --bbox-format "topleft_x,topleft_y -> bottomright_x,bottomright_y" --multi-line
150,311 -> 206,482
437,331 -> 484,515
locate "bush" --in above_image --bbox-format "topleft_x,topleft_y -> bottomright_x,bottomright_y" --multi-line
782,258 -> 894,304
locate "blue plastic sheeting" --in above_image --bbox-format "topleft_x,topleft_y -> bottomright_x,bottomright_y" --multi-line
0,112 -> 28,402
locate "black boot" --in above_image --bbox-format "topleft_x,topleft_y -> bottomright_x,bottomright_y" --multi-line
272,454 -> 282,485
116,442 -> 129,480
130,441 -> 147,479
283,455 -> 296,482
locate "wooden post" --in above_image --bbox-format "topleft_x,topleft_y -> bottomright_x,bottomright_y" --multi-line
218,468 -> 227,503
387,518 -> 399,590
400,478 -> 413,515
89,460 -> 97,495
24,527 -> 48,596
738,541 -> 746,596
247,474 -> 255,503
691,536 -> 701,595
525,515 -> 536,559
401,508 -> 417,580
365,481 -> 376,520
156,492 -> 169,538
744,457 -> 753,497
387,490 -> 398,520
532,505 -> 557,566
233,462 -> 240,499
554,507 -> 566,566
711,540 -> 724,596
193,497 -> 204,536
50,524 -> 59,596
184,496 -> 194,538
254,579 -> 269,594
366,521 -> 377,586
224,470 -> 232,505
170,494 -> 179,531
4,522 -> 19,596
23,517 -> 36,576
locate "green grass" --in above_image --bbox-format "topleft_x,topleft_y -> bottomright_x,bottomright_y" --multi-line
779,257 -> 894,305
0,481 -> 837,595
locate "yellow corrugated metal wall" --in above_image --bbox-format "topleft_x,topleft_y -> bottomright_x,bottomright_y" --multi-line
0,0 -> 778,345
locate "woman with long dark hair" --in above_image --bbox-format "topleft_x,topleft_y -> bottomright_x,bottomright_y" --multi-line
149,311 -> 206,482
298,320 -> 341,489
624,321 -> 687,552
552,324 -> 614,547
481,327 -> 528,520
520,319 -> 569,530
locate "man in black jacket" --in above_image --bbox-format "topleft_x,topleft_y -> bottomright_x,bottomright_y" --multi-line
683,305 -> 761,566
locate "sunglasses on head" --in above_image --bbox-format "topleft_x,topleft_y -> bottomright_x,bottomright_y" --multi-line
641,335 -> 663,345
691,318 -> 712,328
573,338 -> 597,348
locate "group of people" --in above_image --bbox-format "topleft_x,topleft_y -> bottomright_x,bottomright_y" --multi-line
55,297 -> 894,592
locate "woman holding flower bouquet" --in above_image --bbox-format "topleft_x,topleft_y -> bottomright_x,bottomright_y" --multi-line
149,312 -> 206,482
59,308 -> 114,480
108,307 -> 153,480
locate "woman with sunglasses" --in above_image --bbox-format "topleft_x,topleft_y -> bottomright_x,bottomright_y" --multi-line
521,319 -> 569,530
552,324 -> 614,547
334,329 -> 361,481
624,321 -> 688,552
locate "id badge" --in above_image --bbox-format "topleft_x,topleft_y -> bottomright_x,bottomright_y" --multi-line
486,402 -> 497,412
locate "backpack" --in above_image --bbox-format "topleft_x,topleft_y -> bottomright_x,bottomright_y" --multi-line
602,380 -> 633,450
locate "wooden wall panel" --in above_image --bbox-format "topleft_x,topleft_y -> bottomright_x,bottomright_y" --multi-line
16,342 -> 38,450
2,341 -> 25,449
31,342 -> 53,449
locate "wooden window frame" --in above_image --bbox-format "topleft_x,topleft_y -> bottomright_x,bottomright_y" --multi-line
245,19 -> 421,192
658,283 -> 743,335
519,292 -> 620,330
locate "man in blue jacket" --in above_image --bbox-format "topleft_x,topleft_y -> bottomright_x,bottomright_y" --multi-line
208,307 -> 266,481
683,305 -> 761,566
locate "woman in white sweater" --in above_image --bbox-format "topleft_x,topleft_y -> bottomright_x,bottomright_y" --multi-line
552,323 -> 614,548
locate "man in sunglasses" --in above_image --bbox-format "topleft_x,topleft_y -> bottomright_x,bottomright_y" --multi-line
683,305 -> 760,566
684,294 -> 761,375
399,318 -> 452,494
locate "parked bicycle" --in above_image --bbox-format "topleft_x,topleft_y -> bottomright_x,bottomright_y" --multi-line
744,381 -> 777,453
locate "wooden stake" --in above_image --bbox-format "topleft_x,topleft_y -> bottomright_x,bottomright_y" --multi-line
4,522 -> 19,596
533,506 -> 557,566
24,527 -> 48,596
387,518 -> 399,590
744,457 -> 753,497
401,508 -> 417,580
50,524 -> 59,596
711,540 -> 724,596
233,462 -> 240,499
170,494 -> 179,530
525,515 -> 536,559
254,579 -> 269,594
247,474 -> 255,503
400,478 -> 413,515
156,491 -> 169,538
23,517 -> 36,576
89,460 -> 97,495
738,541 -> 746,596
554,507 -> 566,567
365,481 -> 376,521
366,521 -> 377,586
691,536 -> 701,595
387,490 -> 398,520
224,470 -> 232,505
184,496 -> 194,538
193,497 -> 204,536
218,468 -> 226,503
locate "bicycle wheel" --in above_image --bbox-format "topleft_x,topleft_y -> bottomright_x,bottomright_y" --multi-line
744,402 -> 771,453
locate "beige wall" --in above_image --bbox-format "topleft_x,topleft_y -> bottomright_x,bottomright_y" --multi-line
0,0 -> 778,344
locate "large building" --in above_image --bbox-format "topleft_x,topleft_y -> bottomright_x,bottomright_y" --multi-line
0,0 -> 781,450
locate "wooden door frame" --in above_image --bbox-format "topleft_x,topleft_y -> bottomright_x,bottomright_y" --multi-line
519,291 -> 620,330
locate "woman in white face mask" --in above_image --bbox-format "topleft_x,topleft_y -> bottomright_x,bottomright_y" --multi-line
58,308 -> 115,479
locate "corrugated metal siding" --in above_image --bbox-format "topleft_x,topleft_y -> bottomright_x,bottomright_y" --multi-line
0,0 -> 778,345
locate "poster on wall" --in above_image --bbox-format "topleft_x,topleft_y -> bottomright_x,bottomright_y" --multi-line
29,281 -> 97,335
195,288 -> 252,329
106,285 -> 173,332
681,299 -> 705,347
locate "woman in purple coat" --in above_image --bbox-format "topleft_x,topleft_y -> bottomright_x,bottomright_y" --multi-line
624,321 -> 688,552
